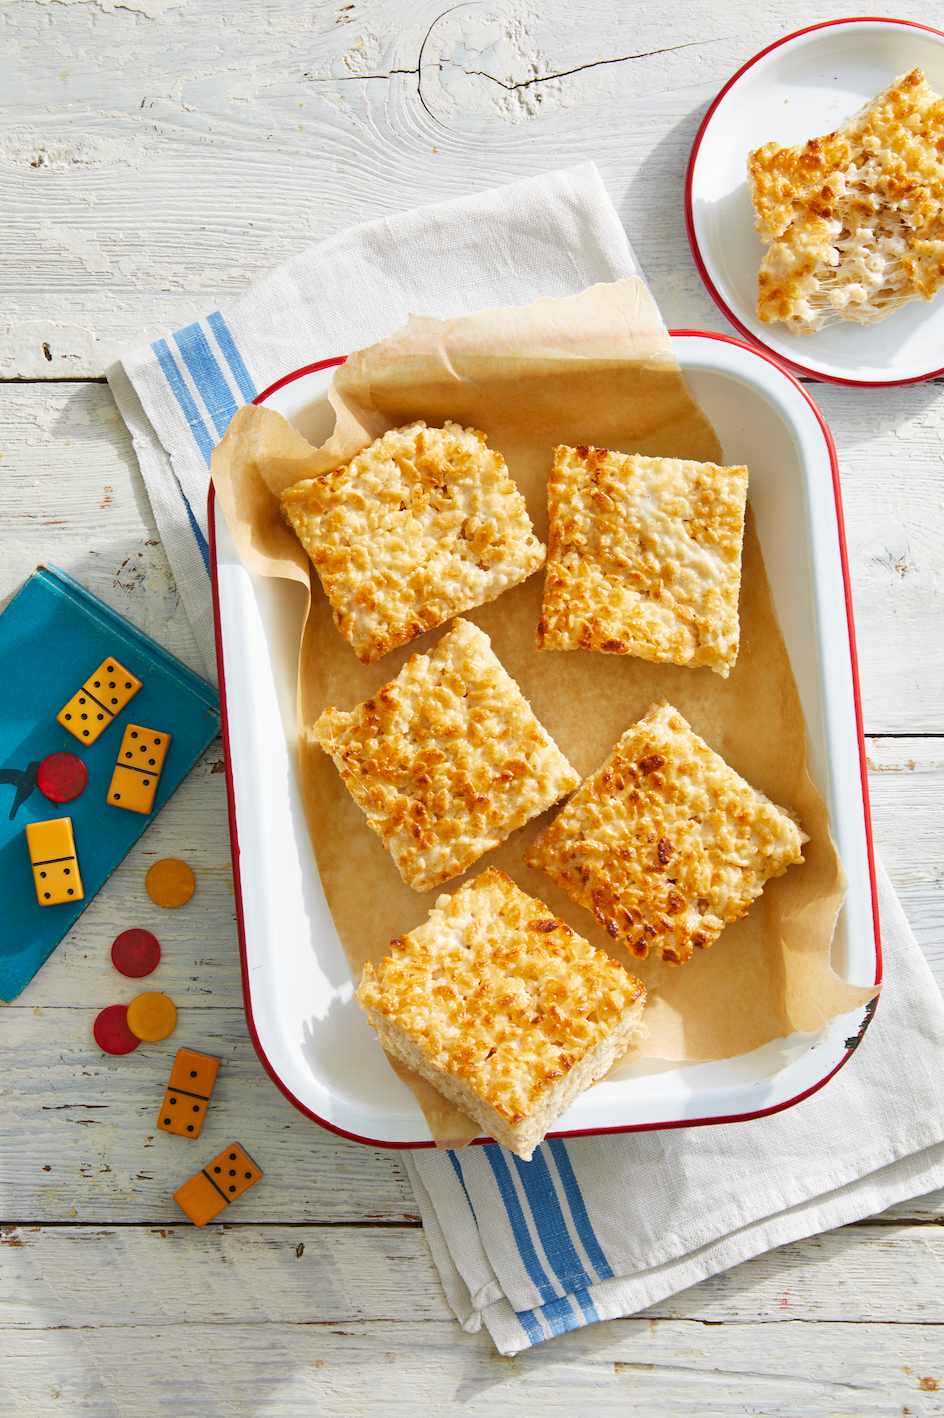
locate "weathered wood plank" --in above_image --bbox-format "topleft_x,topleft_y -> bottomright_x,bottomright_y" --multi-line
4,1222 -> 944,1329
866,738 -> 944,979
0,380 -> 203,673
6,1320 -> 943,1418
3,1228 -> 944,1414
815,385 -> 944,735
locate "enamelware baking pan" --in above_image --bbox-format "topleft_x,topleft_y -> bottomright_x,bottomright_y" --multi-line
209,331 -> 880,1147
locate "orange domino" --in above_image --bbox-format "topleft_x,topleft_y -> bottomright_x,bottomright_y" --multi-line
173,1143 -> 262,1227
107,724 -> 171,814
158,1048 -> 221,1139
57,656 -> 142,744
25,817 -> 84,906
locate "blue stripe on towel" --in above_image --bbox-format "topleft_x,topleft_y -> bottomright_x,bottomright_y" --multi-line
180,489 -> 211,576
548,1138 -> 614,1281
448,1151 -> 478,1220
207,310 -> 257,403
174,322 -> 239,438
512,1150 -> 599,1306
484,1148 -> 560,1305
514,1307 -> 546,1345
538,1294 -> 589,1337
152,338 -> 216,468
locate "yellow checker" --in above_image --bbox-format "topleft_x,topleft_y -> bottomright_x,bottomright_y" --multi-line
107,724 -> 171,815
25,816 -> 84,906
173,1143 -> 262,1228
57,656 -> 142,744
126,991 -> 177,1042
158,1048 -> 221,1139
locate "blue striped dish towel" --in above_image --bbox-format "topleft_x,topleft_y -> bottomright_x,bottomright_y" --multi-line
105,163 -> 642,679
405,863 -> 944,1354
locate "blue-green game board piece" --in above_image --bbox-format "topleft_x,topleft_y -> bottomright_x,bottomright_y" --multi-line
0,566 -> 220,1001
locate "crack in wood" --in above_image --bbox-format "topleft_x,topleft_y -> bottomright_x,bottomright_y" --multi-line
464,43 -> 705,93
307,5 -> 710,129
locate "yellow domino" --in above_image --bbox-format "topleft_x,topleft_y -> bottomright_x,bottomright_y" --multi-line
173,1143 -> 262,1227
57,656 -> 142,744
158,1048 -> 221,1138
106,725 -> 171,814
25,817 -> 84,906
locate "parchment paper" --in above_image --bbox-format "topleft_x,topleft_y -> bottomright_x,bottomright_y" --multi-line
211,279 -> 878,1148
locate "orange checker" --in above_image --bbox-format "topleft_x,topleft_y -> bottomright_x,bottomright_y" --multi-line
25,816 -> 84,906
173,1143 -> 262,1227
158,1048 -> 221,1138
57,656 -> 142,744
126,991 -> 177,1042
145,857 -> 195,908
107,724 -> 171,815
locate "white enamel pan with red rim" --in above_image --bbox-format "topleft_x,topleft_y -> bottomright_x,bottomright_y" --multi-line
209,332 -> 880,1149
686,17 -> 944,387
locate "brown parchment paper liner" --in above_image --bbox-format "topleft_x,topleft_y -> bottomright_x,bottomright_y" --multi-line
211,279 -> 878,1150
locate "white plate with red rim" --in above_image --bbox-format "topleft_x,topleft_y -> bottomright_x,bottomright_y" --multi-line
209,332 -> 881,1150
685,17 -> 944,387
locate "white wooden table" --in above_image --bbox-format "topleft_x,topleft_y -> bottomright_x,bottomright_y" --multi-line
3,2 -> 943,1412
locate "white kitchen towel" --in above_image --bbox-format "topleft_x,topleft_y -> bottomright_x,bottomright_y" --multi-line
404,859 -> 944,1355
106,163 -> 641,678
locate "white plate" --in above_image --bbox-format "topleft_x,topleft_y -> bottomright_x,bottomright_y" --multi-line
686,18 -> 944,386
209,335 -> 880,1149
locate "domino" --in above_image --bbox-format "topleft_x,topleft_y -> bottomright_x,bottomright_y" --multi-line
173,1143 -> 262,1227
25,816 -> 84,906
158,1048 -> 221,1138
107,725 -> 171,814
57,656 -> 142,744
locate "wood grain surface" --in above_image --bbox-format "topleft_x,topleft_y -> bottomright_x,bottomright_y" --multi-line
2,0 -> 944,1412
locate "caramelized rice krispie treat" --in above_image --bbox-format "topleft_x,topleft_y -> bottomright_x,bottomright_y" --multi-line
281,420 -> 545,663
525,702 -> 807,965
748,69 -> 944,333
355,867 -> 647,1159
537,445 -> 748,677
313,619 -> 579,892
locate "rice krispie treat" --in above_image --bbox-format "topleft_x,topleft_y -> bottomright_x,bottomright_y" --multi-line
537,445 -> 748,677
749,69 -> 944,333
356,867 -> 647,1160
524,701 -> 807,964
313,618 -> 579,892
281,420 -> 545,663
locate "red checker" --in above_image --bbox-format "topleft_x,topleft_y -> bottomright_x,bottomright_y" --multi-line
93,1004 -> 141,1056
37,752 -> 89,804
111,928 -> 161,979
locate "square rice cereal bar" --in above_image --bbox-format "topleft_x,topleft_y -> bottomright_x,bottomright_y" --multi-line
313,618 -> 579,892
355,867 -> 647,1160
524,702 -> 807,964
537,445 -> 748,677
281,420 -> 545,664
